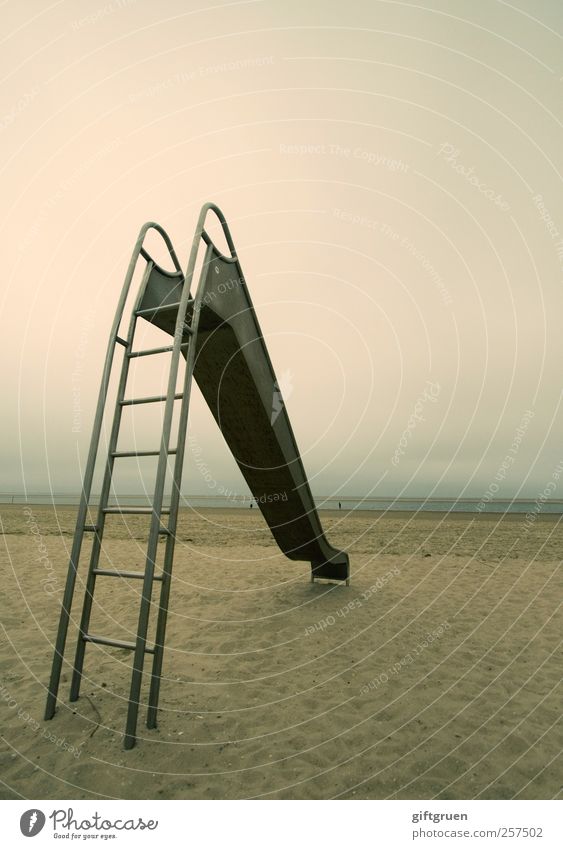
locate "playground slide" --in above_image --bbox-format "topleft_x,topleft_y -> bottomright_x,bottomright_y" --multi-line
140,241 -> 350,583
44,208 -> 349,749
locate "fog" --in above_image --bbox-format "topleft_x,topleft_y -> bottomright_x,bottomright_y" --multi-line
2,0 -> 562,501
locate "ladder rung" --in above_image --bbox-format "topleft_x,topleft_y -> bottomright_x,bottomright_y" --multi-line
158,527 -> 171,535
127,343 -> 189,358
93,568 -> 164,581
112,449 -> 177,458
83,633 -> 155,653
120,393 -> 183,406
115,336 -> 128,347
137,296 -> 193,315
83,524 -> 99,533
135,302 -> 181,317
103,507 -> 171,515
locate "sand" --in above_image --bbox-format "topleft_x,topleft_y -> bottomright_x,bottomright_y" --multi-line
0,504 -> 561,800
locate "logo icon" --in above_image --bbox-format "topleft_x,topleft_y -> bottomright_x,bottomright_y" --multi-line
271,369 -> 294,424
20,810 -> 46,837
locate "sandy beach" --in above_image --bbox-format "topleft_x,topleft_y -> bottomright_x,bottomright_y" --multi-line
0,504 -> 560,800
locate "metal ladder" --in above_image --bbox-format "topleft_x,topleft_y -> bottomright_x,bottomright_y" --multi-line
45,205 -> 238,748
44,220 -> 210,748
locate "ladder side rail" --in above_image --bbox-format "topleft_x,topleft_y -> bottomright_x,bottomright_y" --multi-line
123,244 -> 201,748
141,204 -> 236,732
198,202 -> 237,259
44,223 -> 160,720
181,203 -> 237,301
144,222 -> 183,275
69,260 -> 156,702
145,243 -> 213,730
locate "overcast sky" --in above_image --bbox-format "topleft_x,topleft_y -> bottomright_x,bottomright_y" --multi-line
2,0 -> 563,500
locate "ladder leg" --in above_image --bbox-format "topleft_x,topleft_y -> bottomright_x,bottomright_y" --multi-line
145,251 -> 210,731
45,234 -> 155,720
123,401 -> 181,745
123,520 -> 160,749
145,539 -> 174,729
146,337 -> 199,728
44,503 -> 89,719
124,280 -> 198,747
68,279 -> 151,702
68,530 -> 103,701
69,383 -> 137,698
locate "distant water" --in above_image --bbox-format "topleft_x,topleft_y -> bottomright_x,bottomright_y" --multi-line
2,493 -> 563,514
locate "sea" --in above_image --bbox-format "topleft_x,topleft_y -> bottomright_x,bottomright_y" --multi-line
1,494 -> 562,514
